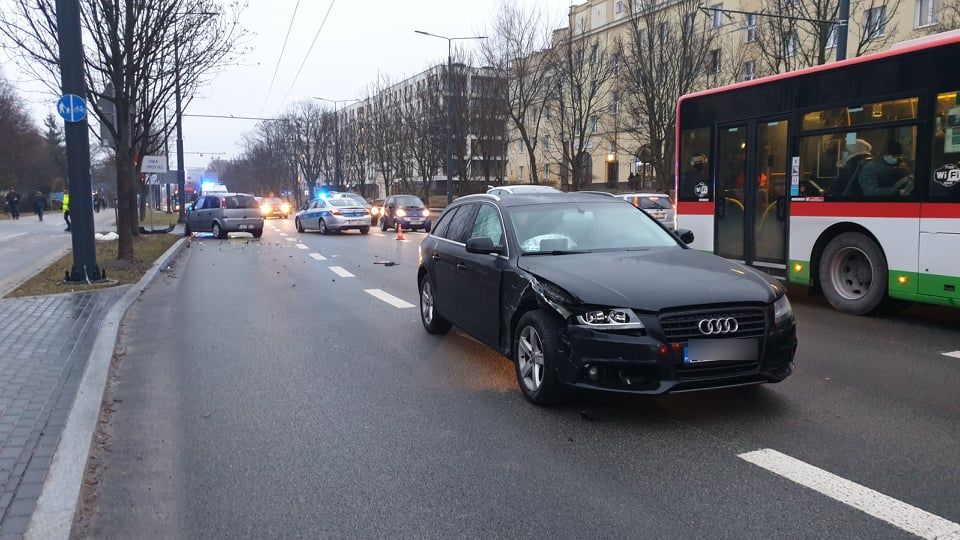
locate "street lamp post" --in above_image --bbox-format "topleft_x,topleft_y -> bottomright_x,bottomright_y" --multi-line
314,97 -> 361,193
414,30 -> 486,205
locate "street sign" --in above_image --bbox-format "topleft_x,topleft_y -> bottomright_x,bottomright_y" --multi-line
57,94 -> 87,123
140,155 -> 169,174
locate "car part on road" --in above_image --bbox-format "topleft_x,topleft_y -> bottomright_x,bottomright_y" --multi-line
819,232 -> 887,315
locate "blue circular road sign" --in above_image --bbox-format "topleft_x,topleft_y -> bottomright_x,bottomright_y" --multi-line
57,94 -> 87,123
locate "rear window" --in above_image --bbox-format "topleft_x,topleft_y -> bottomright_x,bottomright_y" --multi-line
638,196 -> 672,210
396,196 -> 424,207
329,198 -> 362,207
225,195 -> 259,209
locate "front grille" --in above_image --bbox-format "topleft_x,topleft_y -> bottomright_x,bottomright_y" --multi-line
676,361 -> 760,380
658,306 -> 767,343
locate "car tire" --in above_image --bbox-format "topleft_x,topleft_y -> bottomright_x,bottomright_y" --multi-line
419,275 -> 451,335
514,310 -> 569,406
252,229 -> 263,238
213,222 -> 227,239
319,219 -> 329,235
184,223 -> 192,237
295,217 -> 305,233
423,223 -> 432,234
379,217 -> 388,232
359,226 -> 370,235
819,232 -> 887,315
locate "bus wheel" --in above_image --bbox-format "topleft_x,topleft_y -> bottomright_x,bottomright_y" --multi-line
819,232 -> 887,315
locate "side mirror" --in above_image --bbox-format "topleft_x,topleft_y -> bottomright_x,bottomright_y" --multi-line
186,203 -> 194,212
466,236 -> 502,255
677,229 -> 695,245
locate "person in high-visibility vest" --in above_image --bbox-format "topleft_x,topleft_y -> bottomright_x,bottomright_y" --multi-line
62,192 -> 71,232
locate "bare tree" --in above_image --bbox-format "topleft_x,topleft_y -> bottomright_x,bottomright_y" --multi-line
1,0 -> 245,259
471,69 -> 509,186
481,0 -> 555,184
365,76 -> 399,198
286,100 -> 335,199
543,21 -> 617,191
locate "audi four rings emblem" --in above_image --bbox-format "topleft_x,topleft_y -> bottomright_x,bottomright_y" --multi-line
698,317 -> 739,335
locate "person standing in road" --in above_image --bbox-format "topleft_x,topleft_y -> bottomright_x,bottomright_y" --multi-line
5,189 -> 21,220
93,192 -> 101,213
34,191 -> 46,221
62,191 -> 71,231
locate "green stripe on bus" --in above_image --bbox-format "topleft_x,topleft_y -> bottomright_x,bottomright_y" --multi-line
889,270 -> 960,302
788,259 -> 811,286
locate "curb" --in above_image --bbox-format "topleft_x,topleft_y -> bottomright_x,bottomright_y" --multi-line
25,236 -> 189,540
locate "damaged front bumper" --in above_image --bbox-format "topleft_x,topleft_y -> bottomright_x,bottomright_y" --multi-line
556,319 -> 797,395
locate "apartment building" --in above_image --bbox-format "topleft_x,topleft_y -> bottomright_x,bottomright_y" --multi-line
506,0 -> 953,191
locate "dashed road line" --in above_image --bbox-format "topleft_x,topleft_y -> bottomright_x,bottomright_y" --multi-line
309,253 -> 327,261
278,232 -> 287,236
372,232 -> 387,237
364,289 -> 415,309
739,449 -> 960,539
328,266 -> 354,278
285,237 -> 297,242
296,243 -> 308,250
942,351 -> 960,359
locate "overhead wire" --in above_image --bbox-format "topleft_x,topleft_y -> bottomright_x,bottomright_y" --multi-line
277,0 -> 337,112
259,0 -> 302,115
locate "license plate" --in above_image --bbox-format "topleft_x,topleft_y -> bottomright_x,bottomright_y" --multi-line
683,338 -> 757,364
409,220 -> 422,225
349,219 -> 364,225
239,224 -> 252,230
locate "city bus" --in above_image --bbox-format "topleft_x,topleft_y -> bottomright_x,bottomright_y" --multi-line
675,31 -> 960,315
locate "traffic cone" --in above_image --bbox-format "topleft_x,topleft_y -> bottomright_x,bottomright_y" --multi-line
396,222 -> 405,241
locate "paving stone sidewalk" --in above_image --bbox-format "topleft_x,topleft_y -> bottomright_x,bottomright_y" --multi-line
0,288 -> 125,538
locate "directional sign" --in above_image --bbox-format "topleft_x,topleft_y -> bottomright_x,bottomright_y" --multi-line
140,155 -> 169,174
57,94 -> 87,123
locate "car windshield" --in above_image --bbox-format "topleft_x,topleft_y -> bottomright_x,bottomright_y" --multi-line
225,195 -> 259,209
395,196 -> 424,207
637,196 -> 672,210
509,202 -> 680,254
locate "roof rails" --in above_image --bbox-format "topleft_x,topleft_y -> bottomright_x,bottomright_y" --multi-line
457,193 -> 501,202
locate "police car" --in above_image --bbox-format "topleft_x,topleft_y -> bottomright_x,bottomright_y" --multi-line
294,198 -> 371,235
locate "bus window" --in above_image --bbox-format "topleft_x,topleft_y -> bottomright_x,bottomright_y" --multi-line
678,127 -> 712,201
798,125 -> 918,200
801,97 -> 918,131
931,91 -> 960,201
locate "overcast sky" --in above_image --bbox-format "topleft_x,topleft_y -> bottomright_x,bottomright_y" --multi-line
3,0 -> 576,170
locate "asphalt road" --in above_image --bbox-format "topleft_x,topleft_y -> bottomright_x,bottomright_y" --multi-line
80,219 -> 960,539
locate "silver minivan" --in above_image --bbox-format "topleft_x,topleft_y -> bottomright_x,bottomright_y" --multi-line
185,192 -> 264,239
616,193 -> 676,230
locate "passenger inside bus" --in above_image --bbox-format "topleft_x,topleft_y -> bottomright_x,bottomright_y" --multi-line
836,139 -> 873,197
855,139 -> 914,197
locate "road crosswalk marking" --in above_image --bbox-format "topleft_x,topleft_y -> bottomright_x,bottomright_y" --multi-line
739,449 -> 960,539
309,253 -> 327,261
328,266 -> 354,278
296,243 -> 308,249
364,289 -> 414,309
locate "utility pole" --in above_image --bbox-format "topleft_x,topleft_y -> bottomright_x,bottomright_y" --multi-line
836,0 -> 850,61
414,31 -> 487,205
55,0 -> 101,282
175,36 -> 186,223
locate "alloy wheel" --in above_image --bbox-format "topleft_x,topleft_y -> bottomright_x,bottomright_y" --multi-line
420,280 -> 434,324
517,326 -> 545,392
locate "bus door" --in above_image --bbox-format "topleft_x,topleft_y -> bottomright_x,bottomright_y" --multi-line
714,119 -> 789,269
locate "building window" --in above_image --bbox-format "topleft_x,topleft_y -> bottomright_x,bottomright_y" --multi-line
709,48 -> 722,74
589,43 -> 599,64
590,115 -> 599,133
543,135 -> 550,148
786,31 -> 799,56
609,141 -> 616,153
866,6 -> 887,38
683,13 -> 696,37
544,164 -> 551,180
611,91 -> 620,114
519,165 -> 525,180
616,0 -> 624,14
916,0 -> 939,27
517,140 -> 523,152
745,14 -> 757,42
710,3 -> 724,28
826,24 -> 838,48
743,60 -> 756,81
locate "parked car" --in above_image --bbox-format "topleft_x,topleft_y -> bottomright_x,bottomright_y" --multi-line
486,184 -> 561,196
259,197 -> 291,219
185,192 -> 264,239
378,195 -> 432,232
295,198 -> 371,234
416,192 -> 796,405
617,193 -> 676,230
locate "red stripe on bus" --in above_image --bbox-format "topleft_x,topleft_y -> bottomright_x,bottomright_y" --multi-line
921,203 -> 960,219
677,201 -> 713,215
791,202 -> 921,218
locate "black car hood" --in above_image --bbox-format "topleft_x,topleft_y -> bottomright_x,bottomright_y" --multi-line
518,248 -> 779,311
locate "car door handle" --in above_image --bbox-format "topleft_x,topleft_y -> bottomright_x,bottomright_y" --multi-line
456,262 -> 468,271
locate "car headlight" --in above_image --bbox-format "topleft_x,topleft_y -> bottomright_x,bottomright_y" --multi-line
371,207 -> 379,215
423,209 -> 430,217
260,204 -> 270,215
574,308 -> 645,330
281,203 -> 290,213
773,294 -> 793,323
397,209 -> 407,217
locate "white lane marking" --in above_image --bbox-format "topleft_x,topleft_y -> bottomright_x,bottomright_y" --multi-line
942,351 -> 960,359
739,449 -> 960,539
0,232 -> 29,243
278,232 -> 287,236
285,237 -> 297,242
309,253 -> 327,261
296,243 -> 308,249
373,232 -> 387,237
328,266 -> 354,278
364,288 -> 415,309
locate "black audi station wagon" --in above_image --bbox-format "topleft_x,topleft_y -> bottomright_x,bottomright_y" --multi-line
416,193 -> 797,405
